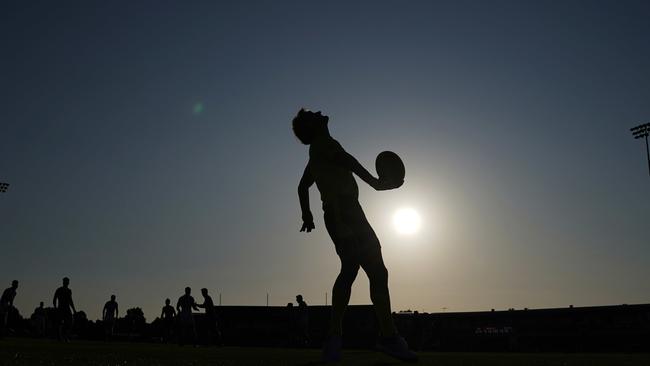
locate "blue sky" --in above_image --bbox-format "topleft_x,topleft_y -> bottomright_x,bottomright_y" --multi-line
1,0 -> 649,320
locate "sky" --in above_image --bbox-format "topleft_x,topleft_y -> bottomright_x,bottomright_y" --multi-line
1,0 -> 649,321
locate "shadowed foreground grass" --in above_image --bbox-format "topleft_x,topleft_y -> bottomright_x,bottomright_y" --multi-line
2,338 -> 650,366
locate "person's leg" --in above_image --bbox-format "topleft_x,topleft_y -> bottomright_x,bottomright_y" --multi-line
356,222 -> 398,337
361,250 -> 397,337
329,257 -> 360,336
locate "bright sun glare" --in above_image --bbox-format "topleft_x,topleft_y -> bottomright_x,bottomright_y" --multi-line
393,208 -> 422,235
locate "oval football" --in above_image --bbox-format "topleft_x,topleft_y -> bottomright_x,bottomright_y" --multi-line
375,151 -> 405,182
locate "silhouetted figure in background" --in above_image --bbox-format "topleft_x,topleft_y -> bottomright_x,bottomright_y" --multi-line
286,302 -> 296,346
0,280 -> 18,338
295,294 -> 310,346
53,277 -> 76,342
161,298 -> 176,343
292,109 -> 417,362
32,302 -> 47,337
103,294 -> 118,340
198,288 -> 221,346
177,287 -> 199,346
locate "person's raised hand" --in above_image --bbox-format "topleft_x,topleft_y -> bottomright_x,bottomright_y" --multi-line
374,176 -> 404,191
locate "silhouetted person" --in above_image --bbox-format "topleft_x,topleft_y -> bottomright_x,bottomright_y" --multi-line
33,302 -> 47,337
292,109 -> 417,362
286,302 -> 296,346
198,288 -> 221,345
53,277 -> 76,342
103,295 -> 118,340
295,294 -> 310,346
177,287 -> 199,346
0,280 -> 18,338
161,298 -> 176,343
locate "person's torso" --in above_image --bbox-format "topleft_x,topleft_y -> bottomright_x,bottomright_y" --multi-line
55,287 -> 72,308
178,295 -> 194,313
1,288 -> 15,307
104,301 -> 117,317
308,136 -> 358,208
162,305 -> 174,319
203,296 -> 215,314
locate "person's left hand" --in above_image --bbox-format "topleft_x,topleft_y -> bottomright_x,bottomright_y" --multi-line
374,177 -> 404,191
300,221 -> 315,232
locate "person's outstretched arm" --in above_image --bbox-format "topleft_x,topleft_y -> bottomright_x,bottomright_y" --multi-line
334,150 -> 402,190
70,295 -> 76,314
298,163 -> 315,232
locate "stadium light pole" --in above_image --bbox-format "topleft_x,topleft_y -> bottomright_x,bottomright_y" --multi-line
630,122 -> 650,177
0,182 -> 9,193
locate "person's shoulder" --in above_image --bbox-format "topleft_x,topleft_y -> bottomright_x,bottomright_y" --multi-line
311,136 -> 344,157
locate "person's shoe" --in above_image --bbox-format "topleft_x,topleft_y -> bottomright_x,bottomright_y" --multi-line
322,335 -> 342,363
377,335 -> 418,363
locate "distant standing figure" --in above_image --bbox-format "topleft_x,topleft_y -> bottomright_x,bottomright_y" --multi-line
177,287 -> 199,345
53,277 -> 76,342
0,280 -> 18,338
103,295 -> 119,339
33,302 -> 47,337
296,294 -> 310,346
286,302 -> 296,346
198,288 -> 221,345
161,298 -> 176,343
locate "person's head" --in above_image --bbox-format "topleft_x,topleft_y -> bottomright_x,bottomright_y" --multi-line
110,294 -> 116,301
11,280 -> 18,289
185,287 -> 191,295
287,302 -> 293,308
296,294 -> 303,302
62,277 -> 70,287
39,301 -> 44,308
201,288 -> 208,297
165,298 -> 171,305
292,108 -> 329,145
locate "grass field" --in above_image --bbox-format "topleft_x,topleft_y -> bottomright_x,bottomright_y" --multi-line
1,338 -> 650,366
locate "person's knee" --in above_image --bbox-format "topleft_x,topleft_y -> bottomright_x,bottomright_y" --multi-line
337,264 -> 360,285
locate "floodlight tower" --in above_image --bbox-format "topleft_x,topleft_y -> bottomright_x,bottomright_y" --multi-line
630,123 -> 650,177
0,182 -> 9,193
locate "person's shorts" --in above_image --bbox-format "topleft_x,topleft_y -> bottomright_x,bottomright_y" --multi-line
323,200 -> 382,263
58,309 -> 73,324
179,312 -> 195,326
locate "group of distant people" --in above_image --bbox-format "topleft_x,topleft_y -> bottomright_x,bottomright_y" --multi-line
1,278 -> 223,346
161,287 -> 221,346
0,278 -> 75,341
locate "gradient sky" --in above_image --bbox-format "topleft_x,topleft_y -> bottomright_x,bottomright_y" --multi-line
1,0 -> 649,321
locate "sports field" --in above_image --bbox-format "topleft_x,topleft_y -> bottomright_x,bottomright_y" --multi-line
1,338 -> 649,366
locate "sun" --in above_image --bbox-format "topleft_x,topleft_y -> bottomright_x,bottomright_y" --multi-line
393,208 -> 422,235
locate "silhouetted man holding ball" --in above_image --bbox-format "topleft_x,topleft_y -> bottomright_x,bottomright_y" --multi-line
292,108 -> 417,362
